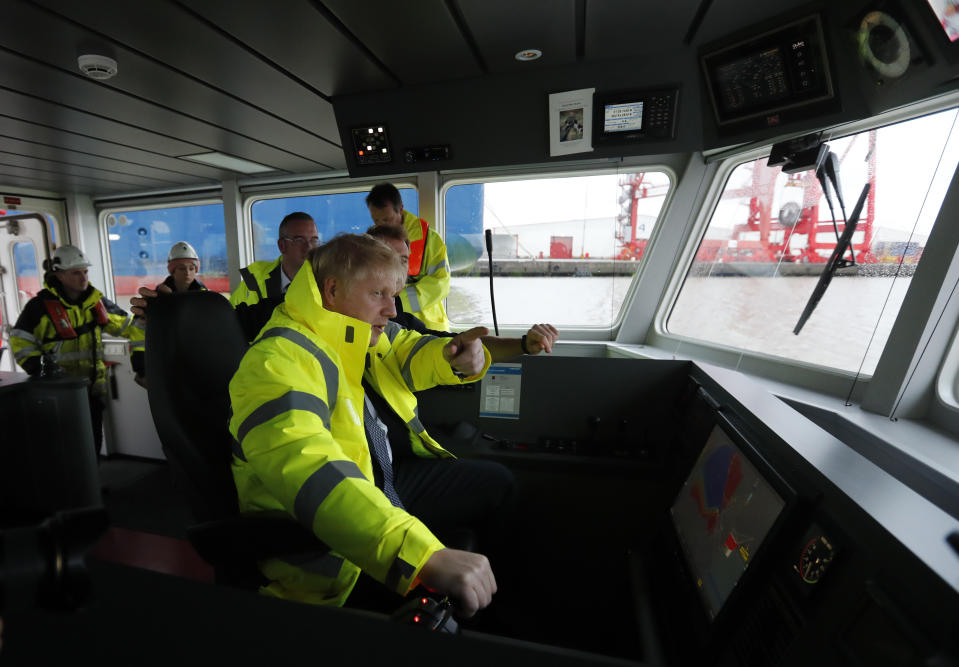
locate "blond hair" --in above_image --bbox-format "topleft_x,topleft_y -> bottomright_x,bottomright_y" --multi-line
309,233 -> 405,298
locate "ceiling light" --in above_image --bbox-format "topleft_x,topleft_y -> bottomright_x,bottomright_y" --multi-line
78,54 -> 118,80
515,49 -> 542,61
180,152 -> 275,174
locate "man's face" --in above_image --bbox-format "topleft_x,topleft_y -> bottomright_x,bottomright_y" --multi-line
168,258 -> 198,286
277,218 -> 319,271
368,203 -> 404,228
384,238 -> 410,271
323,268 -> 398,346
57,268 -> 89,295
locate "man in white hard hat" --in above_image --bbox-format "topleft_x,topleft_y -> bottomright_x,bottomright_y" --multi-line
160,241 -> 206,293
9,244 -> 146,450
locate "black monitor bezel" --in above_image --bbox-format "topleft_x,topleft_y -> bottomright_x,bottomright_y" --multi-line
669,408 -> 798,634
700,13 -> 836,129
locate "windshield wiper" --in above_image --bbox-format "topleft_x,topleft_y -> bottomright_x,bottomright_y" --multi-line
793,182 -> 871,335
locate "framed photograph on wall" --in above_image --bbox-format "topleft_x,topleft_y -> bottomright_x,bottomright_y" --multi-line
548,87 -> 594,156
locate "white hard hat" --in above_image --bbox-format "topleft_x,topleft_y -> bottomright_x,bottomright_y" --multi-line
51,245 -> 92,271
168,241 -> 199,262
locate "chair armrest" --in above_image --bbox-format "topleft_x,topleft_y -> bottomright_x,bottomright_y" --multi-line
187,512 -> 328,567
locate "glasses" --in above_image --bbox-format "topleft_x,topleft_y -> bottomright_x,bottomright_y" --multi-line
281,236 -> 320,247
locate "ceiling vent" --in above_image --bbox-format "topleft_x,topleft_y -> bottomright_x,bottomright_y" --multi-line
77,54 -> 118,80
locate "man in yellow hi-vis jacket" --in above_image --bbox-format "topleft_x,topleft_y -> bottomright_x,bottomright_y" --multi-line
229,234 -> 512,615
367,183 -> 451,331
10,245 -> 145,449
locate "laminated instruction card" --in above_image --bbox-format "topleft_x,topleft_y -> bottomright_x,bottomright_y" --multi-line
479,363 -> 522,419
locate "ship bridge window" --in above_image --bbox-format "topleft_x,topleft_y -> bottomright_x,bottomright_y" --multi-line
443,171 -> 671,328
103,202 -> 228,311
667,107 -> 959,375
248,188 -> 419,261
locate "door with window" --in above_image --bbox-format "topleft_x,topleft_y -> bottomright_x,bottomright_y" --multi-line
0,211 -> 57,372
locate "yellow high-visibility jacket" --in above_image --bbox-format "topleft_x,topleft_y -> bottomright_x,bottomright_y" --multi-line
229,257 -> 284,307
401,210 -> 451,331
228,262 -> 490,606
10,278 -> 145,396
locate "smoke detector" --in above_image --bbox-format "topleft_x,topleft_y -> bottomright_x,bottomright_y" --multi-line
77,54 -> 118,80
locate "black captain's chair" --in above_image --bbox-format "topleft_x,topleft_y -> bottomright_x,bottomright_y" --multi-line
144,290 -> 325,586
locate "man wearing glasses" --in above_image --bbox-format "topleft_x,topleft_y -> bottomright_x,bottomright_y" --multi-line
229,211 -> 320,307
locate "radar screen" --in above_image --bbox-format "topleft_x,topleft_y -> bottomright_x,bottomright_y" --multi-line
671,423 -> 787,620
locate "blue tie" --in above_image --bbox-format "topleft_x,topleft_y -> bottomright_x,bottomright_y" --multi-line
363,394 -> 404,509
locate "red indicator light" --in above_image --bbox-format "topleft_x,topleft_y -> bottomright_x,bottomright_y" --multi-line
358,150 -> 365,156
413,615 -> 421,623
421,597 -> 428,605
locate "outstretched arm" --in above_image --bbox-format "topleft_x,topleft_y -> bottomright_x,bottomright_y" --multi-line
481,323 -> 560,362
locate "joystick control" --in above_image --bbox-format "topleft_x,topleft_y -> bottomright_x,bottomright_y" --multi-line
391,595 -> 459,633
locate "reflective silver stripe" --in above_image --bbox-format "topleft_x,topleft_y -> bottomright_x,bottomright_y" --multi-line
385,556 -> 415,591
406,414 -> 426,434
129,340 -> 145,350
57,350 -> 92,361
231,438 -> 246,462
10,328 -> 37,343
118,315 -> 132,330
133,318 -> 146,330
293,460 -> 365,529
14,346 -> 39,361
425,259 -> 448,276
237,390 -> 330,445
280,551 -> 343,579
404,284 -> 421,312
384,321 -> 403,342
257,327 -> 338,414
240,267 -> 261,299
401,336 -> 437,391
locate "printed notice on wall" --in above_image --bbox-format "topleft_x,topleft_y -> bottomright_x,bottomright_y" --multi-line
479,363 -> 522,419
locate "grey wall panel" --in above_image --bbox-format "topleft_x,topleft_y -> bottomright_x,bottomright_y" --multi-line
186,0 -> 395,97
0,151 -> 177,189
334,51 -> 702,176
0,168 -> 146,195
323,0 -> 482,85
0,43 -> 341,169
459,0 -> 578,72
0,51 -> 327,172
28,0 -> 342,146
585,0 -> 701,61
0,136 -> 192,185
0,88 -> 207,157
0,116 -> 223,180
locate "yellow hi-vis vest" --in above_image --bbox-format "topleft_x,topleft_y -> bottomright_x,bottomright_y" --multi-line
401,210 -> 451,332
228,262 -> 489,606
229,257 -> 284,307
10,280 -> 145,397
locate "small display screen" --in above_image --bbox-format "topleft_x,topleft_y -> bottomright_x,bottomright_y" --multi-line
671,424 -> 786,620
603,101 -> 644,133
925,0 -> 959,42
714,47 -> 789,114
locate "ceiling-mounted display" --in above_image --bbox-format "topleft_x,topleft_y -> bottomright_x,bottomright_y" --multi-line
701,14 -> 836,131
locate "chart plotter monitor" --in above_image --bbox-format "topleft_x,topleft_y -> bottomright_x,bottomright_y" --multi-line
670,418 -> 790,621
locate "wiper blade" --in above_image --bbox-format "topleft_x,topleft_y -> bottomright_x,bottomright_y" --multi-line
793,182 -> 870,335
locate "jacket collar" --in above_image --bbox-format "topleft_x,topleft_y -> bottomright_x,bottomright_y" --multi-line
282,262 -> 372,368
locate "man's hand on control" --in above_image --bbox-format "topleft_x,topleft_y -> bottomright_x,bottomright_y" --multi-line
443,326 -> 488,377
417,548 -> 496,618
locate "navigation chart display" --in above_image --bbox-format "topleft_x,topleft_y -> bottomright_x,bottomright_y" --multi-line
671,424 -> 786,620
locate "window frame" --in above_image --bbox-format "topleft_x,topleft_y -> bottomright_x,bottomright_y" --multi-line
438,163 -> 676,336
98,197 -> 225,303
648,93 -> 959,402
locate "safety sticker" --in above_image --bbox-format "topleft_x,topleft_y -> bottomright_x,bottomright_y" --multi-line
479,363 -> 522,419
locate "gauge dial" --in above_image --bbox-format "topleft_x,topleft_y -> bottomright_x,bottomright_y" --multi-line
795,534 -> 836,584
